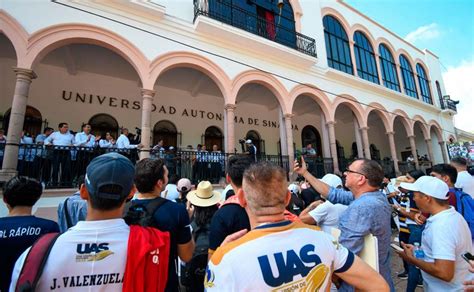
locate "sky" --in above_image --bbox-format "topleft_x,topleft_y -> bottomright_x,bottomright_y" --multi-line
344,0 -> 474,133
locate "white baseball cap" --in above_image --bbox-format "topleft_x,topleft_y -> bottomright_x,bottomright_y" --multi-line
288,183 -> 300,194
320,174 -> 343,188
400,176 -> 449,200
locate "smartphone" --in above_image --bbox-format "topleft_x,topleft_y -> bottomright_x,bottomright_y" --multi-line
295,152 -> 302,166
390,243 -> 404,252
462,252 -> 474,263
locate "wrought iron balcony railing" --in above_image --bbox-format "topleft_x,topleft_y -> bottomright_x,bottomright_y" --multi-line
194,0 -> 317,57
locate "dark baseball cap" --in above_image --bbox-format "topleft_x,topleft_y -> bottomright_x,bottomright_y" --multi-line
85,152 -> 135,200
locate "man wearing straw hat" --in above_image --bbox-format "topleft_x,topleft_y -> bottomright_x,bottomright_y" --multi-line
206,162 -> 388,291
183,181 -> 221,291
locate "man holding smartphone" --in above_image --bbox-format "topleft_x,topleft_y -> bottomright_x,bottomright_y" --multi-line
396,176 -> 472,291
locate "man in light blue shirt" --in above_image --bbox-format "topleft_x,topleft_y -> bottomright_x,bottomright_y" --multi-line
57,175 -> 87,232
74,124 -> 100,180
295,158 -> 393,291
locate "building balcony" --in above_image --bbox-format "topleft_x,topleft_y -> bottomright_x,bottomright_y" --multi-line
440,96 -> 458,113
193,0 -> 317,61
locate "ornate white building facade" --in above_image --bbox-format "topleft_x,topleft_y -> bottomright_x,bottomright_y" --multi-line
0,0 -> 458,181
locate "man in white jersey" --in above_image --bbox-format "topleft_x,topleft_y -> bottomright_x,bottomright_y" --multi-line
9,152 -> 170,291
44,122 -> 75,186
451,156 -> 474,198
299,174 -> 348,234
397,176 -> 473,291
206,162 -> 388,291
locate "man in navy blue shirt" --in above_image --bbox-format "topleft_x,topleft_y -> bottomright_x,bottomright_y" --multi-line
131,158 -> 194,292
0,176 -> 59,291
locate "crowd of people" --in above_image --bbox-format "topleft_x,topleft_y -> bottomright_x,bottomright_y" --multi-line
1,130 -> 474,291
0,124 -> 236,187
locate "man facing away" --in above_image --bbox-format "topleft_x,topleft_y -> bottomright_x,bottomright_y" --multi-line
451,156 -> 474,198
0,177 -> 59,292
206,162 -> 389,291
208,155 -> 253,258
396,176 -> 472,291
294,158 -> 394,291
131,158 -> 195,291
10,152 -> 170,291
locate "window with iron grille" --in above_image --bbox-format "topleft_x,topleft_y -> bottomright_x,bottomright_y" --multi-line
323,15 -> 353,75
416,64 -> 432,104
378,44 -> 400,92
399,55 -> 418,98
353,31 -> 379,84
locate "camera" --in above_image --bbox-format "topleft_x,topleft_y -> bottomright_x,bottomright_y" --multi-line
238,139 -> 246,144
135,127 -> 142,134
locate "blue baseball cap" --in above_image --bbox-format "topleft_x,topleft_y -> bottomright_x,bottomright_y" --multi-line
85,152 -> 135,200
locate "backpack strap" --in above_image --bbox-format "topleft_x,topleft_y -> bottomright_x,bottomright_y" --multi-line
16,232 -> 61,292
63,197 -> 72,229
145,196 -> 168,216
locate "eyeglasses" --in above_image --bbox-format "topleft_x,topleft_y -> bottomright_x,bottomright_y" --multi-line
344,168 -> 366,177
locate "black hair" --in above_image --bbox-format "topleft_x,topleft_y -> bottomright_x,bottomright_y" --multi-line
134,158 -> 166,193
88,184 -> 126,211
226,155 -> 253,188
431,164 -> 457,184
407,169 -> 425,181
58,122 -> 68,128
451,156 -> 468,167
3,176 -> 42,208
355,159 -> 384,188
76,175 -> 85,190
193,205 -> 219,227
43,127 -> 54,133
169,174 -> 180,185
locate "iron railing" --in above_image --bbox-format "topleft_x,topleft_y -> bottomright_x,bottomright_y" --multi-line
194,0 -> 317,57
2,144 -> 297,188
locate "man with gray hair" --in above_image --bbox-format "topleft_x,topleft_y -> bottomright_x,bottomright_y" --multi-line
206,162 -> 389,291
295,158 -> 394,291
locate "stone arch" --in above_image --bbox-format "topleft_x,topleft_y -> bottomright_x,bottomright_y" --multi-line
24,23 -> 149,84
330,94 -> 365,127
0,11 -> 28,62
350,24 -> 377,52
288,84 -> 332,121
230,70 -> 289,114
428,120 -> 443,141
414,58 -> 431,80
396,48 -> 417,73
288,0 -> 303,33
412,115 -> 429,139
365,102 -> 392,132
149,51 -> 231,101
320,7 -> 352,37
375,37 -> 398,63
391,109 -> 412,136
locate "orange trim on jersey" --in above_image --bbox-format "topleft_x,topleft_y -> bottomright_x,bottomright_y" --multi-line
210,222 -> 321,266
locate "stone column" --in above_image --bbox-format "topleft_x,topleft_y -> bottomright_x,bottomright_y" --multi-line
320,115 -> 331,158
408,135 -> 420,169
284,114 -> 294,170
386,131 -> 400,175
425,138 -> 435,163
327,121 -> 340,174
375,53 -> 383,85
360,126 -> 371,160
224,104 -> 236,153
139,89 -> 156,160
439,141 -> 448,163
1,68 -> 37,181
279,109 -> 288,156
353,116 -> 363,158
349,40 -> 358,76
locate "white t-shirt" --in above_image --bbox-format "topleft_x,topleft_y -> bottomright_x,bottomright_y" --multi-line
163,184 -> 180,201
308,201 -> 348,234
206,221 -> 354,291
44,131 -> 75,146
421,207 -> 473,291
10,219 -> 130,292
455,171 -> 474,198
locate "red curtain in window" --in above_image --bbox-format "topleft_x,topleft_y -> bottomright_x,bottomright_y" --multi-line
265,10 -> 276,40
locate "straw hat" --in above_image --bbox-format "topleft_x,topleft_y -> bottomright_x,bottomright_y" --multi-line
187,181 -> 221,207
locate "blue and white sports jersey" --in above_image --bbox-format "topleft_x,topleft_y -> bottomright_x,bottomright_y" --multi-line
206,220 -> 354,292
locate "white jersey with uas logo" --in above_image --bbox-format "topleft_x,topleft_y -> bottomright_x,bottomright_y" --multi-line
10,219 -> 129,292
206,221 -> 354,292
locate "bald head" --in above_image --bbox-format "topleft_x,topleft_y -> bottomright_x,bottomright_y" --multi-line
242,162 -> 288,217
